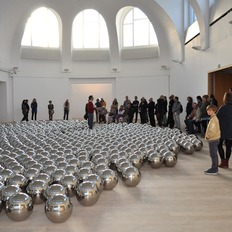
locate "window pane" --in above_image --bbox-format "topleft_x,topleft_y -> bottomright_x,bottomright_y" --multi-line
123,24 -> 133,47
134,8 -> 147,19
134,19 -> 148,46
21,7 -> 59,48
124,10 -> 133,24
72,9 -> 109,49
123,7 -> 158,48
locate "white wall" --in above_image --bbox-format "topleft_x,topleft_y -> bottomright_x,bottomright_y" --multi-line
13,77 -> 69,121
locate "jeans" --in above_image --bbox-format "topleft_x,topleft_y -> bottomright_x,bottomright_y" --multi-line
209,140 -> 219,171
88,113 -> 94,129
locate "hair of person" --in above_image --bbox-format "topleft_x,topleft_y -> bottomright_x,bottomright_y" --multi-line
206,104 -> 218,112
223,92 -> 232,104
175,96 -> 179,101
196,95 -> 202,101
89,95 -> 93,100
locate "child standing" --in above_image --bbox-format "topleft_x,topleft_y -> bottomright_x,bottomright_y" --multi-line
204,105 -> 221,175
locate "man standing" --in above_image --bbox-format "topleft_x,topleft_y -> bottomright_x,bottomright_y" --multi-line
87,95 -> 95,129
63,99 -> 70,120
48,100 -> 54,120
148,98 -> 156,127
132,96 -> 139,123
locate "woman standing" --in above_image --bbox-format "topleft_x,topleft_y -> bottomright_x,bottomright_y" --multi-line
31,98 -> 38,120
217,92 -> 232,168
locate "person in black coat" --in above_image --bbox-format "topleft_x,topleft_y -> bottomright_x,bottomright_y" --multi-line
186,96 -> 193,119
139,97 -> 148,124
167,95 -> 175,128
155,95 -> 166,127
148,98 -> 156,127
217,92 -> 232,168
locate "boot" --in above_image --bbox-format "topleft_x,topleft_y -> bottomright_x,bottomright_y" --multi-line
218,159 -> 229,168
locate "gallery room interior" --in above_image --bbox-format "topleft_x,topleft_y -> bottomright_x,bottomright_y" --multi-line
1,0 -> 232,231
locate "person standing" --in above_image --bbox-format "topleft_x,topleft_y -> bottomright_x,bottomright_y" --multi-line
204,105 -> 221,175
155,95 -> 166,127
148,98 -> 156,127
167,95 -> 175,128
132,96 -> 139,123
95,98 -> 102,123
87,95 -> 95,129
139,97 -> 148,124
21,99 -> 29,121
172,96 -> 182,129
48,100 -> 54,120
217,92 -> 232,168
31,98 -> 38,120
123,96 -> 130,111
63,99 -> 70,120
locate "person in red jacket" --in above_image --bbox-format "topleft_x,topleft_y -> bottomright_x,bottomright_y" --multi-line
87,95 -> 95,129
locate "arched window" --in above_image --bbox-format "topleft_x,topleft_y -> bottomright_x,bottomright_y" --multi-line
72,9 -> 109,49
123,8 -> 158,47
21,7 -> 59,48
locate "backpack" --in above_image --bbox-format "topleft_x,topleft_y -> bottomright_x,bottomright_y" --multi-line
180,104 -> 183,113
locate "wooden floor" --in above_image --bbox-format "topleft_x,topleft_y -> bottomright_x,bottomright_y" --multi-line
1,141 -> 232,232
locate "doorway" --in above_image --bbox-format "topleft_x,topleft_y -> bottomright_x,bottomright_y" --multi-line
208,65 -> 232,107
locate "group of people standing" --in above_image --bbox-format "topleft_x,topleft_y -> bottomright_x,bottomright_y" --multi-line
21,98 -> 38,121
21,99 -> 70,121
86,95 -> 183,130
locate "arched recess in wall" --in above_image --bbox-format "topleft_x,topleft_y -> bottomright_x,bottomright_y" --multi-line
72,9 -> 110,61
116,6 -> 159,60
10,6 -> 62,64
116,0 -> 183,64
20,7 -> 62,60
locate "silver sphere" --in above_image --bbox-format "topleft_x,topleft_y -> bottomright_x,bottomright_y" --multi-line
26,180 -> 48,204
6,174 -> 28,191
5,192 -> 33,221
147,151 -> 163,169
1,185 -> 22,203
24,168 -> 40,181
100,169 -> 118,190
76,181 -> 99,206
45,194 -> 73,223
192,139 -> 203,151
0,169 -> 15,184
51,169 -> 67,184
45,184 -> 67,199
129,154 -> 143,169
84,173 -> 104,193
60,175 -> 78,197
163,152 -> 177,167
122,167 -> 141,187
181,141 -> 195,154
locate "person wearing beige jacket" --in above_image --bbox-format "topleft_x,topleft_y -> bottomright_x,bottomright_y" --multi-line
204,105 -> 221,175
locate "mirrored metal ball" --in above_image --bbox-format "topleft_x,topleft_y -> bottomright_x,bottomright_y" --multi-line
5,192 -> 33,221
163,152 -> 177,167
45,194 -> 73,223
1,185 -> 22,203
45,184 -> 67,199
122,167 -> 141,187
76,181 -> 99,206
26,180 -> 48,204
100,169 -> 118,190
60,175 -> 78,197
147,152 -> 163,169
